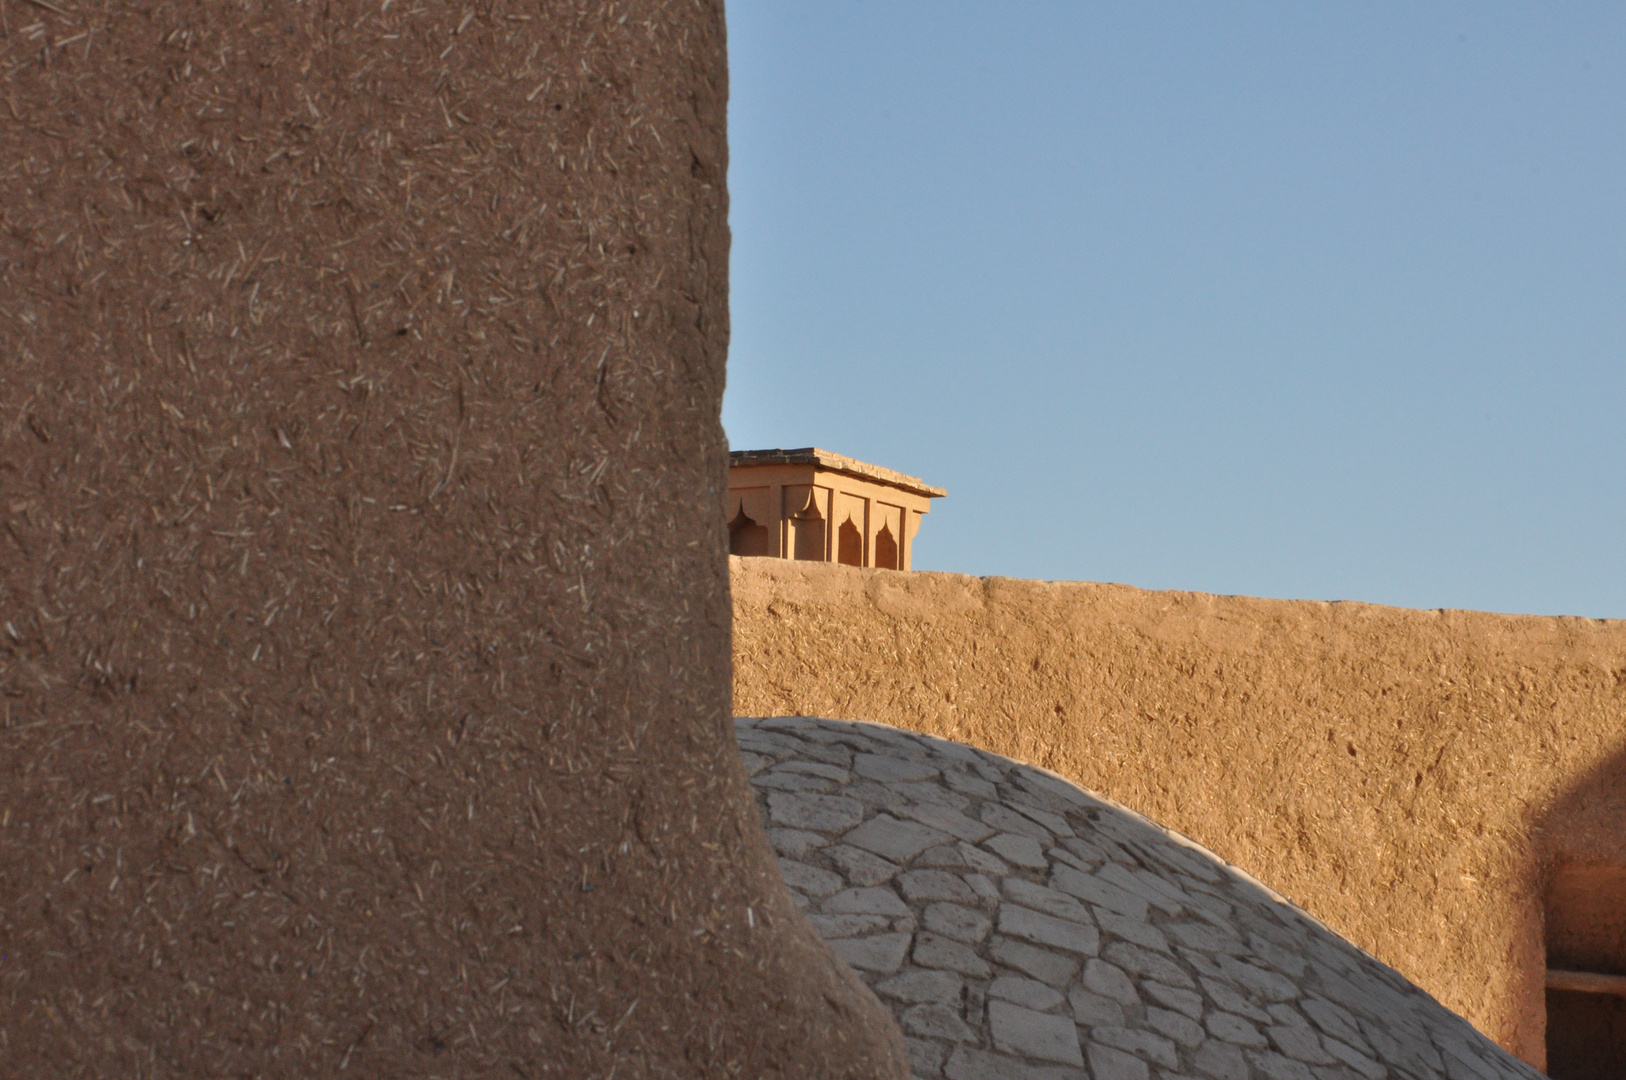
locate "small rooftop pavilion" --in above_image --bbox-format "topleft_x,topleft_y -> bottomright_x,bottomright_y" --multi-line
727,448 -> 945,570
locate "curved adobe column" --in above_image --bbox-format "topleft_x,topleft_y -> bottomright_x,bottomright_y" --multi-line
0,4 -> 907,1076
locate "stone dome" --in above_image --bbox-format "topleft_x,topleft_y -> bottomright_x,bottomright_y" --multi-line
737,715 -> 1541,1080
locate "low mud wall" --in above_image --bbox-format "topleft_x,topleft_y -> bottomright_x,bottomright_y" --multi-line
731,557 -> 1626,1065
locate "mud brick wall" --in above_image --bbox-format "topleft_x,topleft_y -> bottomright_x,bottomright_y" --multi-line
0,5 -> 906,1077
732,556 -> 1626,1066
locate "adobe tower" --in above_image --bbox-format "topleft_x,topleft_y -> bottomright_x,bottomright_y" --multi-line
0,4 -> 906,1076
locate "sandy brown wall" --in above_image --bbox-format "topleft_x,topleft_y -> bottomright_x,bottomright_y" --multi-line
731,557 -> 1626,1065
0,6 -> 908,1077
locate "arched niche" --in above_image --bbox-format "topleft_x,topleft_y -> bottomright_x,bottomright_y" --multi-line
837,517 -> 863,566
873,523 -> 899,570
784,485 -> 829,562
729,507 -> 773,557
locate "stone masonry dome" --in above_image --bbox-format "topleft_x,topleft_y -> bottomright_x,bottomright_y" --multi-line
738,715 -> 1544,1080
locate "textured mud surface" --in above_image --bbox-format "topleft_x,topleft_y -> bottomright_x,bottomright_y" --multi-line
739,715 -> 1544,1080
0,6 -> 906,1077
733,557 -> 1626,1063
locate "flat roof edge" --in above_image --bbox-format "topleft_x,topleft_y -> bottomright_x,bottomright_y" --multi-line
728,447 -> 946,499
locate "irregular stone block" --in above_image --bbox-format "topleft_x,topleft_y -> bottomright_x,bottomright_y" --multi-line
855,753 -> 941,783
906,1036 -> 949,1077
989,936 -> 1080,988
1084,958 -> 1141,1006
845,814 -> 954,862
1051,866 -> 1150,922
982,803 -> 1055,842
960,842 -> 1013,875
989,1000 -> 1084,1066
1097,910 -> 1171,953
1005,798 -> 1076,839
777,859 -> 845,898
1090,1026 -> 1179,1070
1143,981 -> 1206,1020
807,914 -> 893,939
1194,1039 -> 1251,1080
845,780 -> 910,811
898,802 -> 997,844
1087,1042 -> 1151,1080
903,1003 -> 978,1043
923,902 -> 994,945
1059,837 -> 1109,866
915,932 -> 994,978
1248,932 -> 1311,979
1167,921 -> 1249,956
1103,942 -> 1196,989
1322,1036 -> 1387,1080
1146,1006 -> 1206,1047
768,828 -> 831,858
1098,862 -> 1188,915
775,759 -> 853,782
826,844 -> 903,886
943,770 -> 1000,801
1247,1049 -> 1317,1080
829,933 -> 913,974
1301,996 -> 1368,1049
897,780 -> 972,810
875,969 -> 965,1006
738,731 -> 807,759
989,975 -> 1067,1013
756,771 -> 839,793
824,886 -> 911,917
768,791 -> 865,832
985,832 -> 1048,870
1048,846 -> 1099,874
965,873 -> 1003,903
1267,1002 -> 1312,1028
901,870 -> 980,904
1002,878 -> 1095,925
1207,1011 -> 1269,1048
915,844 -> 970,869
1069,987 -> 1126,1027
945,1046 -> 1087,1080
1268,1023 -> 1335,1064
1219,955 -> 1301,1002
998,905 -> 1101,956
1201,977 -> 1273,1022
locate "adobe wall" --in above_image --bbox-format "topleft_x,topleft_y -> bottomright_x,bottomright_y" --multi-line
0,5 -> 908,1077
730,557 -> 1626,1066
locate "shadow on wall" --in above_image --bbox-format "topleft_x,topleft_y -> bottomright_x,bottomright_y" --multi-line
1539,744 -> 1626,1079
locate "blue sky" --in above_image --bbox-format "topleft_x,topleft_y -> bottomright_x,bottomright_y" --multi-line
720,3 -> 1625,619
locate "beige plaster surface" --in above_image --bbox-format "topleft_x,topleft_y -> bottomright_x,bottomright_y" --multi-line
729,557 -> 1626,1068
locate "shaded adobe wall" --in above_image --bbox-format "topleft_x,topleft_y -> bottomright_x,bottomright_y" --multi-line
731,557 -> 1626,1066
0,6 -> 907,1077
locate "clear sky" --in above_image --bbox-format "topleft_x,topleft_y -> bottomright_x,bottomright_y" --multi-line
719,3 -> 1625,619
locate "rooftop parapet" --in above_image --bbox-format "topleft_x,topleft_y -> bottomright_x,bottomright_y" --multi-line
727,447 -> 944,570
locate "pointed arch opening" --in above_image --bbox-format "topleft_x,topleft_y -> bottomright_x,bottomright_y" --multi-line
873,523 -> 899,571
837,517 -> 863,567
728,507 -> 773,557
790,503 -> 825,562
